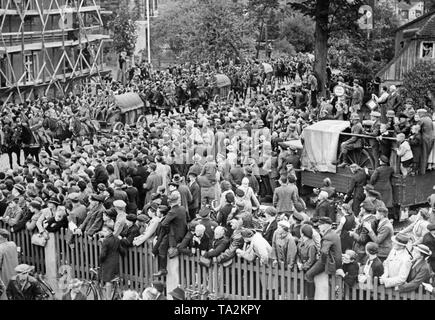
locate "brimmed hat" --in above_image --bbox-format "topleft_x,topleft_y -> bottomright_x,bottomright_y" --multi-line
241,229 -> 255,238
136,214 -> 150,223
318,217 -> 333,225
114,179 -> 124,188
427,224 -> 435,231
68,192 -> 80,201
14,184 -> 26,194
366,242 -> 379,255
379,155 -> 389,164
386,110 -> 395,117
370,111 -> 381,117
126,214 -> 137,222
169,287 -> 185,300
0,228 -> 11,239
168,192 -> 180,204
392,233 -> 409,246
414,244 -> 432,257
278,220 -> 290,230
15,264 -> 35,274
350,113 -> 360,121
301,224 -> 313,238
48,196 -> 61,206
198,207 -> 211,218
361,199 -> 376,213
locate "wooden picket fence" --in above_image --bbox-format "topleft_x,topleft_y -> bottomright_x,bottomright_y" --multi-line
2,221 -> 435,300
179,252 -> 435,300
0,221 -> 46,274
53,228 -> 164,293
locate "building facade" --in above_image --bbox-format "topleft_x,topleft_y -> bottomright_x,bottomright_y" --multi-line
0,0 -> 111,102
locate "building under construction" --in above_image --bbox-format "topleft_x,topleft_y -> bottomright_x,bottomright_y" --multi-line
0,0 -> 111,103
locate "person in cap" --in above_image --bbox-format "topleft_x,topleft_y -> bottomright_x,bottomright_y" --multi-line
177,223 -> 211,256
297,224 -> 318,272
62,278 -> 86,300
304,217 -> 342,300
119,214 -> 140,248
363,184 -> 387,212
6,264 -> 44,300
363,206 -> 393,261
143,163 -> 163,205
91,157 -> 109,192
369,154 -> 394,209
379,233 -> 412,288
363,111 -> 382,167
337,113 -> 363,167
0,194 -> 23,227
289,211 -> 305,240
335,203 -> 356,253
112,200 -> 127,238
124,177 -> 138,215
193,205 -> 218,242
261,206 -> 278,246
99,225 -> 124,300
336,249 -> 359,287
67,192 -> 87,239
271,219 -> 297,269
344,163 -> 367,214
422,223 -> 435,272
76,194 -> 107,237
398,244 -> 432,293
0,228 -> 18,299
236,228 -> 272,265
11,199 -> 42,233
358,242 -> 384,290
152,281 -> 167,300
314,190 -> 335,221
349,199 -> 377,262
153,192 -> 187,277
215,218 -> 244,265
112,179 -> 128,203
394,112 -> 411,136
401,208 -> 431,244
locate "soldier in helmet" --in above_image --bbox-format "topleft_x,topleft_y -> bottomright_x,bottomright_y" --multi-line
337,113 -> 364,168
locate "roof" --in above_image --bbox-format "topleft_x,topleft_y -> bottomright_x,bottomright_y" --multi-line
214,74 -> 231,88
396,10 -> 435,32
417,13 -> 435,37
114,93 -> 144,113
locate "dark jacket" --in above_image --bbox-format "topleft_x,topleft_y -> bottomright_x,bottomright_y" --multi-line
120,223 -> 141,248
177,232 -> 211,255
216,229 -> 244,263
99,234 -> 123,282
321,228 -> 343,274
342,261 -> 359,287
45,216 -> 69,233
188,181 -> 201,210
367,218 -> 393,259
262,218 -> 278,246
125,186 -> 138,214
346,170 -> 367,213
192,217 -> 218,241
370,164 -> 394,208
6,275 -> 44,300
203,237 -> 230,259
314,199 -> 335,221
161,205 -> 188,247
92,164 -> 109,187
78,205 -> 105,236
352,214 -> 377,257
398,259 -> 431,293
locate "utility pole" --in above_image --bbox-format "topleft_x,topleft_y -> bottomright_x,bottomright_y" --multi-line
146,0 -> 151,64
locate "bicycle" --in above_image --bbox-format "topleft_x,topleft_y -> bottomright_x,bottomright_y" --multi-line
83,267 -> 122,300
34,273 -> 56,300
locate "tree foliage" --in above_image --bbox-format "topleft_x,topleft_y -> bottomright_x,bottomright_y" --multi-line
107,3 -> 138,55
328,1 -> 401,82
150,0 -> 254,63
402,61 -> 435,108
280,12 -> 315,53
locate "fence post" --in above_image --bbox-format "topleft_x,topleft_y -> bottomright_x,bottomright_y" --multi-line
44,233 -> 58,291
166,256 -> 180,300
314,272 -> 329,300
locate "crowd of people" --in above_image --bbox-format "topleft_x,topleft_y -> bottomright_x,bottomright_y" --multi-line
0,53 -> 435,300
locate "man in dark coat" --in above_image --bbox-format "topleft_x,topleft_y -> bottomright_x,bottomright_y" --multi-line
154,192 -> 187,277
187,172 -> 200,222
6,264 -> 44,300
345,164 -> 367,214
370,155 -> 394,209
124,177 -> 138,215
177,223 -> 211,256
99,225 -> 124,300
120,214 -> 141,248
192,207 -> 218,241
203,226 -> 230,259
132,157 -> 148,210
92,159 -> 109,191
398,244 -> 432,293
262,207 -> 278,246
305,217 -> 342,300
364,111 -> 382,167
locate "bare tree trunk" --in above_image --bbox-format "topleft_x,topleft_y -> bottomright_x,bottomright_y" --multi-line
255,19 -> 264,59
314,0 -> 329,97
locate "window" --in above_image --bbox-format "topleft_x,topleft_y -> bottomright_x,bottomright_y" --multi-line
400,10 -> 409,20
421,42 -> 435,59
24,51 -> 38,82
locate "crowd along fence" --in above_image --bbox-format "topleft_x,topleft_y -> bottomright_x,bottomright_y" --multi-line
2,222 -> 435,300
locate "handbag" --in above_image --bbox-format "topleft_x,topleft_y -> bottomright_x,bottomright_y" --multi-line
31,233 -> 48,247
168,247 -> 178,259
199,256 -> 211,268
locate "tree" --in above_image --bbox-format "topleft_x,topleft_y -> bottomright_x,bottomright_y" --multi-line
246,0 -> 279,58
402,61 -> 435,109
328,1 -> 401,84
280,12 -> 315,53
107,3 -> 138,55
150,0 -> 254,63
289,0 -> 367,95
